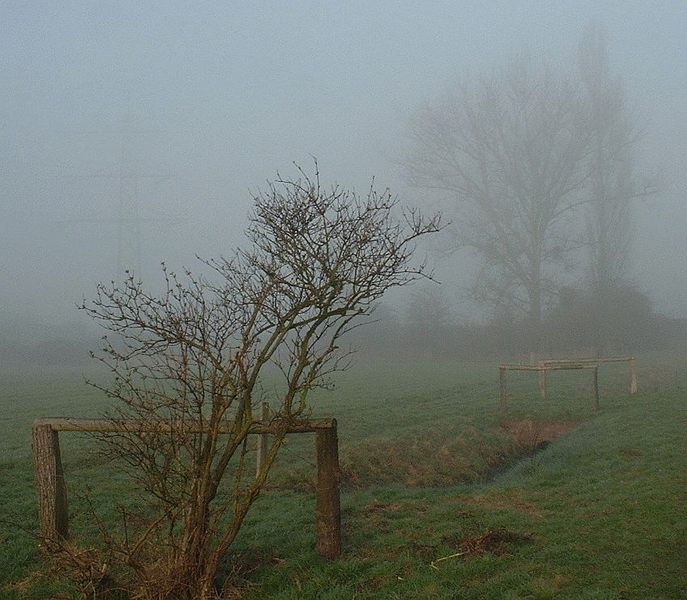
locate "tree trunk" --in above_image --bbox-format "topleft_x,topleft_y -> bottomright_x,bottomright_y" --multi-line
528,283 -> 543,354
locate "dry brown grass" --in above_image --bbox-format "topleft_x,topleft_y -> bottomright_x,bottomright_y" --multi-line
453,490 -> 543,518
500,418 -> 580,452
336,418 -> 581,490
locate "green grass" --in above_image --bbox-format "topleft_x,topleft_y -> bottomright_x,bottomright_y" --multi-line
1,356 -> 685,598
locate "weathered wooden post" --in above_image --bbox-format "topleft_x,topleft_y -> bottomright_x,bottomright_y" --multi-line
629,358 -> 638,395
32,423 -> 69,541
538,365 -> 548,400
499,367 -> 508,409
255,402 -> 269,479
315,421 -> 341,559
592,366 -> 600,411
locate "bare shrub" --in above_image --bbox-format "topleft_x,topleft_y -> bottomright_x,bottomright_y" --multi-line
71,163 -> 440,598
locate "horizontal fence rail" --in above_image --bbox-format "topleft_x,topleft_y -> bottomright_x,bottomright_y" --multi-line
540,356 -> 635,365
33,417 -> 337,434
500,363 -> 599,371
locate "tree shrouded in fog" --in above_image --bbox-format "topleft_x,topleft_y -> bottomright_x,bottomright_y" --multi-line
404,285 -> 455,356
579,24 -> 634,289
76,164 -> 441,598
578,24 -> 651,352
404,56 -> 591,347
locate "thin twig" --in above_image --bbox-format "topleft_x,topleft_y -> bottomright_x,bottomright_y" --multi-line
430,550 -> 468,570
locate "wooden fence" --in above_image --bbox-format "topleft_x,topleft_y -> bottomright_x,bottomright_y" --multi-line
499,356 -> 638,410
32,416 -> 342,559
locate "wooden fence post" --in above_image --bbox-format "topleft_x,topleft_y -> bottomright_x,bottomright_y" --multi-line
32,424 -> 69,541
538,366 -> 548,400
629,358 -> 638,395
315,423 -> 341,559
499,367 -> 508,409
255,402 -> 269,479
593,366 -> 600,411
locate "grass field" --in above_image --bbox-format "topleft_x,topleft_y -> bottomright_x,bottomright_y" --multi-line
1,354 -> 685,599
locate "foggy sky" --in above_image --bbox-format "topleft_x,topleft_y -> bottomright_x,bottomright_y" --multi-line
2,0 -> 686,335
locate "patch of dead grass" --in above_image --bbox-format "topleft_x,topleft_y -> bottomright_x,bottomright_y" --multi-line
430,528 -> 534,569
501,419 -> 580,451
452,490 -> 543,519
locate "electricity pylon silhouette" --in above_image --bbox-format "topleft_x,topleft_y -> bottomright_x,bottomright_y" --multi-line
57,113 -> 179,280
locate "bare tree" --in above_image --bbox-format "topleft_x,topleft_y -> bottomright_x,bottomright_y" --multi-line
78,164 -> 441,598
405,285 -> 453,330
577,24 -> 648,353
404,285 -> 455,358
404,56 -> 591,348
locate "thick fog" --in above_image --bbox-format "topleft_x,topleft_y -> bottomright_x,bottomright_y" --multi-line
2,1 -> 686,349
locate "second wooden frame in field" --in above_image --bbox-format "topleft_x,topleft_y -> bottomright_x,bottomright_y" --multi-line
499,356 -> 638,410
